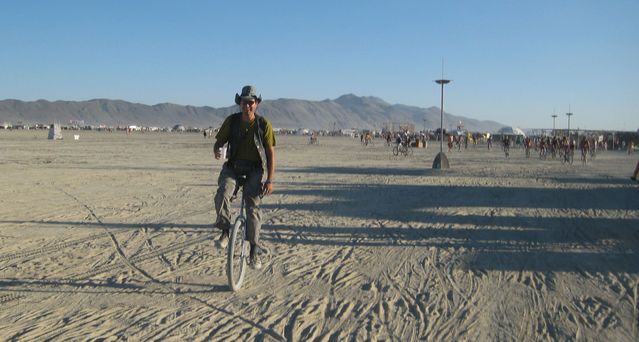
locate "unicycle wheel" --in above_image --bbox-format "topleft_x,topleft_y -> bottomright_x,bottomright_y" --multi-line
227,218 -> 248,291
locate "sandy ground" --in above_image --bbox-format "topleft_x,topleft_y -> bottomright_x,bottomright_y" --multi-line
0,130 -> 638,341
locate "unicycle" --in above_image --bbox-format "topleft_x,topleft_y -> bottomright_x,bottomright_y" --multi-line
227,175 -> 249,291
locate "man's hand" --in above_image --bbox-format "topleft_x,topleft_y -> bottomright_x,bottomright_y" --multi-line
261,181 -> 273,196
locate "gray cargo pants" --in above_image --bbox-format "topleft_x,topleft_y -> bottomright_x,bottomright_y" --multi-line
214,163 -> 263,246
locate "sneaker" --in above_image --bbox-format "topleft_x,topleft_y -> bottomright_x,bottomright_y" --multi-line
249,254 -> 262,270
217,230 -> 229,248
249,246 -> 262,270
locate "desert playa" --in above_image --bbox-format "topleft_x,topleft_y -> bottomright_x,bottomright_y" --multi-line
1,130 -> 638,341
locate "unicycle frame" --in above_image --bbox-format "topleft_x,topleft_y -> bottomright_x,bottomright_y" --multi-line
227,176 -> 249,291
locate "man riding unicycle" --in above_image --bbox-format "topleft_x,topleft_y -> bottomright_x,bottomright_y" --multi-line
213,85 -> 276,270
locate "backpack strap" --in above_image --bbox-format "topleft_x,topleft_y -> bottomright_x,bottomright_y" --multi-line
227,113 -> 242,162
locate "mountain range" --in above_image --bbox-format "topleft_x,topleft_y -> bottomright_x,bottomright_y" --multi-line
0,95 -> 504,132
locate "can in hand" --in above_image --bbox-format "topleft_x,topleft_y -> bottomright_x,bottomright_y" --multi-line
218,146 -> 227,160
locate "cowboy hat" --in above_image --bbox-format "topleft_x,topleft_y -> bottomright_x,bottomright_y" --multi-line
234,85 -> 262,105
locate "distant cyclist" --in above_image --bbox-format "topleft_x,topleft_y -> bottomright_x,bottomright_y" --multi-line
502,136 -> 511,158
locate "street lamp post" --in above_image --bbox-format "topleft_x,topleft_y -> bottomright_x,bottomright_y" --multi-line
433,79 -> 451,169
566,111 -> 573,139
552,114 -> 557,136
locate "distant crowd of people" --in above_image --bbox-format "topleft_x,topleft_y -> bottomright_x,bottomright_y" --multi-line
362,130 -> 638,180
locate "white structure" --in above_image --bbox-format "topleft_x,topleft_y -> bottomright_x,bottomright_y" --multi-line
341,129 -> 357,137
496,126 -> 526,145
497,126 -> 526,137
48,123 -> 63,140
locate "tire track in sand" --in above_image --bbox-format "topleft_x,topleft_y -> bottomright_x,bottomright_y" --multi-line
0,232 -> 109,263
55,188 -> 286,341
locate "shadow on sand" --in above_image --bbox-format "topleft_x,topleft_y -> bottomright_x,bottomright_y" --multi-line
267,166 -> 639,273
2,165 -> 638,275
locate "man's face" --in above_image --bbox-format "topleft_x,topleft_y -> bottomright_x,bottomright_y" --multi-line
240,99 -> 258,116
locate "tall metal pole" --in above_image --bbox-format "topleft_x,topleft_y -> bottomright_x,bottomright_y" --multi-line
566,106 -> 573,139
552,114 -> 557,136
432,59 -> 451,169
440,80 -> 443,153
433,79 -> 451,169
435,79 -> 450,153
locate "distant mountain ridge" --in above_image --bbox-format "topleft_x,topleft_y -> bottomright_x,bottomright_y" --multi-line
0,95 -> 504,132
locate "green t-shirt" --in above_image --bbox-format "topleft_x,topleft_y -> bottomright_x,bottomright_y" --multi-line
215,114 -> 276,162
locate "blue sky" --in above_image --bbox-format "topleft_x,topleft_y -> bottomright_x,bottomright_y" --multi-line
1,0 -> 637,130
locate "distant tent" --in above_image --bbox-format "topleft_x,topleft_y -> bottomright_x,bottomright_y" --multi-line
497,126 -> 526,137
48,123 -> 63,140
496,126 -> 525,145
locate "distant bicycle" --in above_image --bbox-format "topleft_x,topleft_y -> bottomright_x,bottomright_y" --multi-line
392,143 -> 412,157
539,146 -> 547,160
502,138 -> 511,158
580,149 -> 588,165
561,147 -> 574,165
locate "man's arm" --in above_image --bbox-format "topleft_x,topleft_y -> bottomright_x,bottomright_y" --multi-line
213,140 -> 223,159
213,117 -> 232,159
263,145 -> 275,195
